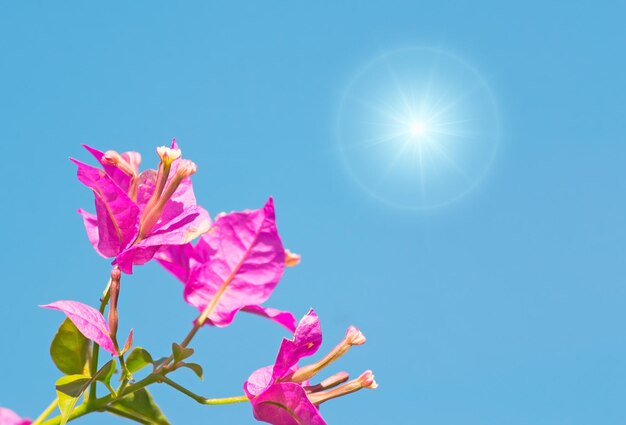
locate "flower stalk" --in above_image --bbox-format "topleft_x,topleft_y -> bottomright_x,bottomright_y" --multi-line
160,377 -> 248,405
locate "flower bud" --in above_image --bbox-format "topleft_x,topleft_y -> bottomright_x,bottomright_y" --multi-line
137,159 -> 198,241
284,249 -> 301,267
102,150 -> 137,177
308,370 -> 378,405
346,326 -> 366,346
305,371 -> 350,393
108,267 -> 122,350
156,146 -> 182,164
290,325 -> 367,383
357,370 -> 378,389
175,159 -> 197,179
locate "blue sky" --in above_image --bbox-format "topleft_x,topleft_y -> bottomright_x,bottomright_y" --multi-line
1,2 -> 625,424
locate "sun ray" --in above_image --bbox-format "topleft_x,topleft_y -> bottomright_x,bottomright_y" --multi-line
368,135 -> 419,198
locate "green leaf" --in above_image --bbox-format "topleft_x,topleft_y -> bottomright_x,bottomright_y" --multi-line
110,388 -> 170,425
96,359 -> 117,394
172,343 -> 194,362
50,318 -> 91,375
55,374 -> 91,425
57,374 -> 91,398
179,362 -> 204,380
55,361 -> 113,425
126,347 -> 154,374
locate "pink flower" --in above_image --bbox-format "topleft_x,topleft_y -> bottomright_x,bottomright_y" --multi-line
244,310 -> 377,425
72,140 -> 211,274
40,300 -> 132,356
0,407 -> 31,425
155,197 -> 296,331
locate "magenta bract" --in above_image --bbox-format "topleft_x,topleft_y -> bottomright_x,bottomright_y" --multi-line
72,140 -> 211,274
250,382 -> 327,425
244,309 -> 326,425
156,197 -> 296,331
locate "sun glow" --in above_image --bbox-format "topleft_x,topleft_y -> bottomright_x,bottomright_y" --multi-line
337,48 -> 500,209
409,121 -> 426,137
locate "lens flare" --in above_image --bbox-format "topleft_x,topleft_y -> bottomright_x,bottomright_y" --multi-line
337,47 -> 500,209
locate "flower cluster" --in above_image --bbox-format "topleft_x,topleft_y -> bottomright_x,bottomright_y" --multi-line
245,310 -> 377,425
73,141 -> 211,274
3,141 -> 375,425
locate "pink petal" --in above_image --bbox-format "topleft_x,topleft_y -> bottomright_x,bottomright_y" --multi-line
0,408 -> 31,425
250,382 -> 327,425
141,205 -> 211,247
244,365 -> 274,398
241,305 -> 297,332
113,245 -> 160,274
40,301 -> 117,355
168,170 -> 195,206
115,206 -> 211,274
77,209 -> 107,258
134,166 -> 197,219
150,162 -> 202,229
92,196 -> 127,257
71,158 -> 140,255
273,309 -> 322,379
155,244 -> 195,283
121,151 -> 141,175
135,169 -> 157,211
184,197 -> 286,326
82,144 -> 132,192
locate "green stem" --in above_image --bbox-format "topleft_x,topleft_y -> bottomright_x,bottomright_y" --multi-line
31,398 -> 58,425
155,303 -> 211,373
180,321 -> 202,348
88,279 -> 112,402
118,372 -> 161,398
155,320 -> 202,374
157,277 -> 232,374
160,376 -> 248,405
116,353 -> 130,395
40,362 -> 247,424
203,395 -> 249,405
40,401 -> 93,425
41,373 -> 160,425
40,276 -> 245,423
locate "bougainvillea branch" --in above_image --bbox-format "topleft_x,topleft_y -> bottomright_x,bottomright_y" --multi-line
1,141 -> 376,425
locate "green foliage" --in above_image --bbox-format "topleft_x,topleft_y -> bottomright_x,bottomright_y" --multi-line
96,359 -> 117,394
55,361 -> 113,425
108,388 -> 171,424
126,347 -> 154,374
172,343 -> 194,362
50,318 -> 91,375
179,362 -> 204,380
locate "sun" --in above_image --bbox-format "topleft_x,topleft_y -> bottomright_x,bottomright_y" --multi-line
409,121 -> 427,137
337,47 -> 500,209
